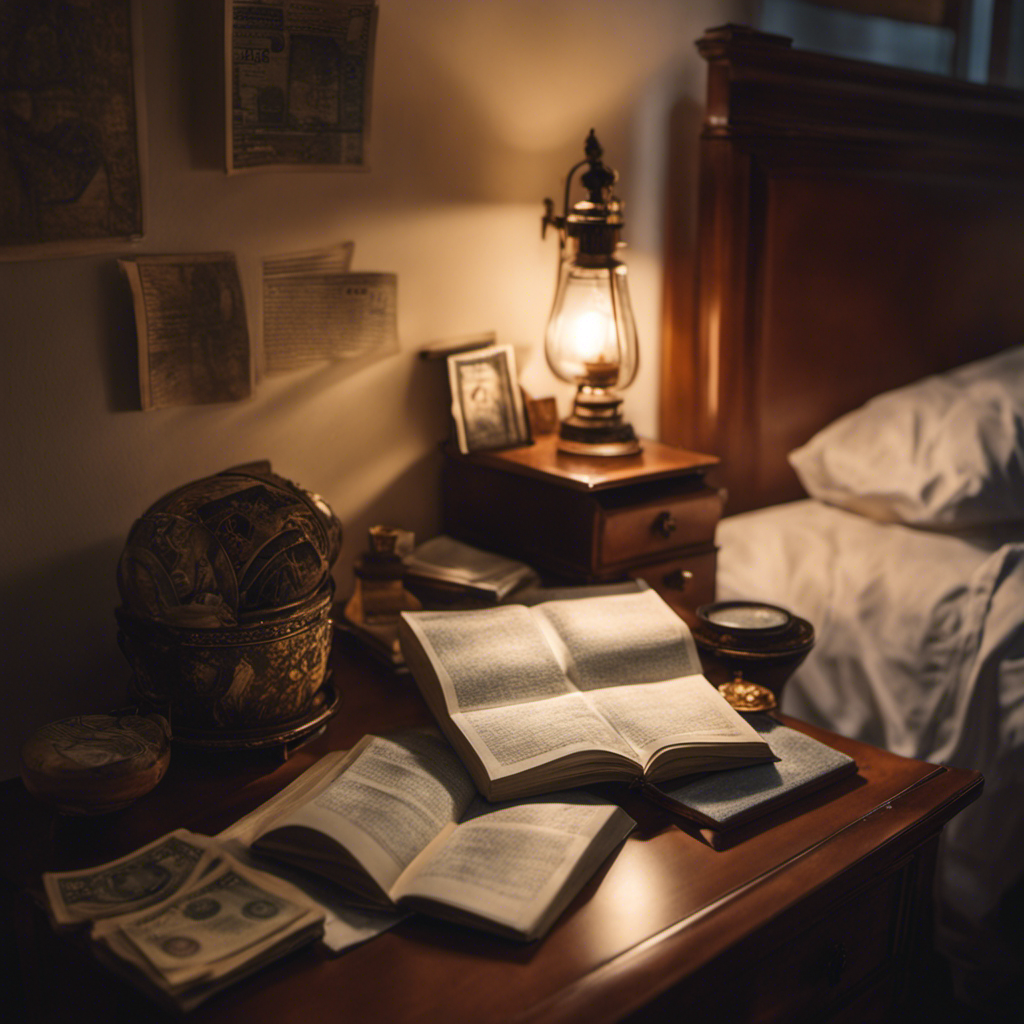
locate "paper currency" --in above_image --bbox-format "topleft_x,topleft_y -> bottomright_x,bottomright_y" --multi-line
91,853 -> 324,1011
219,836 -> 405,954
43,829 -> 217,926
119,861 -> 309,977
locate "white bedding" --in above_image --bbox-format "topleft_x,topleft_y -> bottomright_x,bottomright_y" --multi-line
717,500 -> 1024,995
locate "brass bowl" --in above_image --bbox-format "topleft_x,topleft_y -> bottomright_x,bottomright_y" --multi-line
693,601 -> 815,703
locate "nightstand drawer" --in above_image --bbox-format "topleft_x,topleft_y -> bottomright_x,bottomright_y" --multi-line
739,872 -> 902,1021
630,548 -> 717,612
598,486 -> 722,570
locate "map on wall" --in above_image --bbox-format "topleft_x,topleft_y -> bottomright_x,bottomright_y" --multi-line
0,0 -> 145,259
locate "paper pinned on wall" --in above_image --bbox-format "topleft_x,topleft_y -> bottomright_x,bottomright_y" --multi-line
0,0 -> 146,259
120,253 -> 253,410
262,242 -> 398,372
226,0 -> 378,174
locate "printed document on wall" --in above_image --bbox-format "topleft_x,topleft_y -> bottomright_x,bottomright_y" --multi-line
226,1 -> 378,173
120,253 -> 253,410
262,242 -> 398,372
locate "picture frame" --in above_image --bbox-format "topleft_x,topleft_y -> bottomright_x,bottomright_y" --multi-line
447,344 -> 530,454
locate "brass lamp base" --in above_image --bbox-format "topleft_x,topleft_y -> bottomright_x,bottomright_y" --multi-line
557,421 -> 641,457
557,385 -> 642,457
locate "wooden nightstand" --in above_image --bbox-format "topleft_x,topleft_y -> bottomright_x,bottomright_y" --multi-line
441,434 -> 722,614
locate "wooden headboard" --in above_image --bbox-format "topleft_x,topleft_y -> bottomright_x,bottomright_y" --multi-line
661,25 -> 1024,514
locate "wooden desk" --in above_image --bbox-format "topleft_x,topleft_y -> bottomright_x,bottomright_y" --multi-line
2,637 -> 981,1024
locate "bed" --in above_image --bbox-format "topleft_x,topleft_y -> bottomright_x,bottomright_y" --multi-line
662,25 -> 1024,1004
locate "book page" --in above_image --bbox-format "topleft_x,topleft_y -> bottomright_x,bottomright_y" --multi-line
391,792 -> 633,939
400,590 -> 768,795
219,751 -> 350,846
402,605 -> 575,711
402,606 -> 640,784
454,693 -> 636,779
535,589 -> 702,690
255,732 -> 475,896
533,590 -> 768,767
586,676 -> 764,764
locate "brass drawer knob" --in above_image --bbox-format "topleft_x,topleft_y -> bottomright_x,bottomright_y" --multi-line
662,569 -> 693,591
652,511 -> 677,538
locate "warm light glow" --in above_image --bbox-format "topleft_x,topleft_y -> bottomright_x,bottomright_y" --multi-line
575,311 -> 613,364
397,4 -> 691,153
545,262 -> 637,387
570,835 -> 715,961
707,297 -> 721,426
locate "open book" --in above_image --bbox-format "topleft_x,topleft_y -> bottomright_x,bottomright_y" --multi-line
251,730 -> 634,942
398,587 -> 773,801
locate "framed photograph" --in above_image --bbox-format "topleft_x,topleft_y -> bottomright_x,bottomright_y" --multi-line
525,395 -> 559,436
447,345 -> 530,454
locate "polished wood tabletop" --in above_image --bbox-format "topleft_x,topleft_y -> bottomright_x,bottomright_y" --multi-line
448,435 -> 718,491
2,634 -> 981,1024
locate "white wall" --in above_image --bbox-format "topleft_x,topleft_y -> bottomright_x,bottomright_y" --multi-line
0,0 -> 753,778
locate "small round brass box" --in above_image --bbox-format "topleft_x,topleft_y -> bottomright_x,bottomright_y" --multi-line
20,712 -> 171,815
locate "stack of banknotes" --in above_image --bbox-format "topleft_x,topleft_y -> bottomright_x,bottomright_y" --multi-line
43,830 -> 324,1012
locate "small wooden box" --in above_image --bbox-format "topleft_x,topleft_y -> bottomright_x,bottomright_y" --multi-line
441,435 -> 723,613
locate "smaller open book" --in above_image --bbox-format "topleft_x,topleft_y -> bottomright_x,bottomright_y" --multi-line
643,715 -> 857,847
251,730 -> 634,942
398,586 -> 773,801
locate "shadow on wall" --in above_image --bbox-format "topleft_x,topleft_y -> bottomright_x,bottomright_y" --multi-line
182,0 -> 224,171
0,536 -> 133,780
336,443 -> 448,592
100,258 -> 144,413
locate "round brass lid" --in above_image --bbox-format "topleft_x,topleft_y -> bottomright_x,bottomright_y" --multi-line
717,678 -> 778,713
698,600 -> 792,636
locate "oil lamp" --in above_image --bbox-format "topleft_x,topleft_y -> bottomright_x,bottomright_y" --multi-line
542,130 -> 640,456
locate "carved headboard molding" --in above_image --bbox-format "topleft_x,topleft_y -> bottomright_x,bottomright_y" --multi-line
662,24 -> 1024,513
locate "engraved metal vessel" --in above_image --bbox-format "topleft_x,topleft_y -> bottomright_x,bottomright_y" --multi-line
115,464 -> 342,748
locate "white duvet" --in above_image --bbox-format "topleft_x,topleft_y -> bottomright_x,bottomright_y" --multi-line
717,500 -> 1024,994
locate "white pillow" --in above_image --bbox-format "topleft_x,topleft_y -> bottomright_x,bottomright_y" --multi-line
788,345 -> 1024,527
